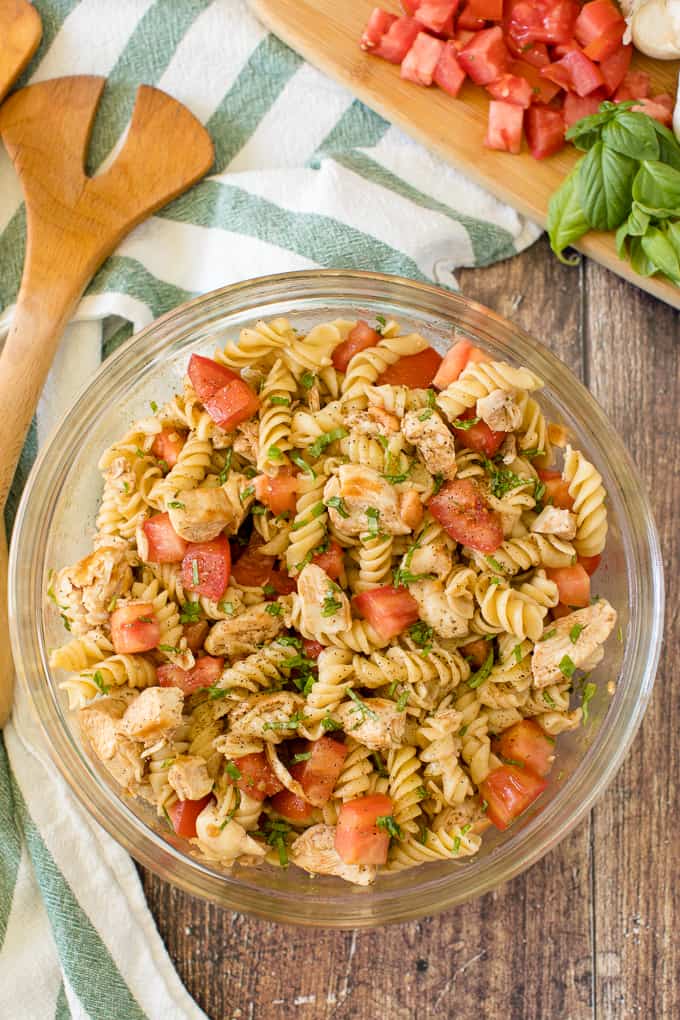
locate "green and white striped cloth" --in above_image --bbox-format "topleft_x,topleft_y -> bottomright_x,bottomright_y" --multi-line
0,1 -> 541,1016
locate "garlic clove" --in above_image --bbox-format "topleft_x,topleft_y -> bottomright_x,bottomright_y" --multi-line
631,0 -> 680,60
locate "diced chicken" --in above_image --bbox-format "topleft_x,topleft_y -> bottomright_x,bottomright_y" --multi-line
530,506 -> 577,541
367,406 -> 400,434
531,599 -> 617,688
297,563 -> 351,636
194,803 -> 266,864
223,471 -> 255,533
402,409 -> 458,480
120,686 -> 184,742
204,603 -> 285,658
335,696 -> 407,750
476,389 -> 522,432
167,755 -> 213,801
404,534 -> 453,580
167,485 -> 238,543
233,421 -> 259,464
399,490 -> 423,531
228,691 -> 306,744
78,694 -> 143,790
55,542 -> 135,635
497,434 -> 517,465
290,824 -> 377,886
409,578 -> 472,639
324,465 -> 411,537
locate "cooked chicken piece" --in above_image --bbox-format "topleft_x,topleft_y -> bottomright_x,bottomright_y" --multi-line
367,406 -> 400,434
233,421 -> 259,464
120,686 -> 184,742
166,485 -> 238,543
194,804 -> 266,864
228,691 -> 306,744
290,824 -> 377,886
204,603 -> 285,658
476,388 -> 522,432
297,563 -> 351,636
399,490 -> 423,531
402,409 -> 458,480
405,535 -> 453,579
531,599 -> 617,688
168,755 -> 213,801
530,506 -> 577,541
78,694 -> 143,790
409,578 -> 472,639
324,465 -> 411,537
55,542 -> 135,635
335,696 -> 407,750
497,434 -> 517,465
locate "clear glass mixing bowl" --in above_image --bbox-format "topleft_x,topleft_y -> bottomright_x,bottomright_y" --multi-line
9,270 -> 664,927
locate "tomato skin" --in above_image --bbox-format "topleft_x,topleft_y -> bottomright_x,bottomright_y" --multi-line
458,27 -> 509,86
370,15 -> 422,64
332,320 -> 381,372
312,541 -> 344,581
269,788 -> 314,823
302,639 -> 325,660
493,720 -> 555,777
537,468 -> 574,510
578,553 -> 601,577
294,737 -> 349,806
151,428 -> 186,469
429,478 -> 504,553
142,512 -> 189,564
485,99 -> 524,154
232,753 -> 284,800
168,795 -> 212,837
541,50 -> 604,97
525,106 -> 565,160
181,536 -> 231,600
461,637 -> 491,669
546,564 -> 591,608
508,59 -> 560,103
254,471 -> 298,516
506,0 -> 579,46
377,346 -> 443,388
433,42 -> 467,98
360,8 -> 397,51
230,544 -> 275,588
335,794 -> 394,865
352,585 -> 420,642
480,765 -> 548,831
583,22 -> 624,61
631,98 -> 672,127
574,0 -> 623,48
413,0 -> 460,34
401,32 -> 445,87
110,603 -> 160,654
158,655 -> 224,695
188,354 -> 239,402
267,569 -> 297,597
551,601 -> 573,619
464,0 -> 503,20
433,339 -> 490,389
452,408 -> 506,456
205,378 -> 260,431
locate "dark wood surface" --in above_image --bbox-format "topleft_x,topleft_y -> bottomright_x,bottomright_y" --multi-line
140,236 -> 679,1020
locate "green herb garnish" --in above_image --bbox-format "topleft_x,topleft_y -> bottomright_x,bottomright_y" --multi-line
451,416 -> 480,430
326,496 -> 349,518
581,681 -> 597,723
168,500 -> 185,510
308,427 -> 348,459
468,649 -> 494,689
569,623 -> 584,644
559,654 -> 576,679
265,602 -> 283,617
91,670 -> 110,695
376,815 -> 402,839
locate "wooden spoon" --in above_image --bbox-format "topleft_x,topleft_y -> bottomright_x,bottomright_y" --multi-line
0,0 -> 41,103
0,75 -> 214,725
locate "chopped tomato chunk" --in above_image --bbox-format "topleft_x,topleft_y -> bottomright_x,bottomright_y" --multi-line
294,737 -> 349,806
352,586 -> 420,642
168,795 -> 212,838
181,536 -> 231,600
110,603 -> 160,654
506,38 -> 550,68
433,339 -> 490,389
505,0 -> 579,46
583,22 -> 624,62
614,69 -> 649,102
464,0 -> 503,20
369,15 -> 421,63
599,43 -> 632,95
433,42 -> 467,97
269,788 -> 314,823
578,554 -> 601,577
525,106 -> 565,160
485,100 -> 524,154
457,6 -> 486,31
537,468 -> 574,510
509,59 -> 561,104
486,73 -> 532,108
187,354 -> 239,402
312,541 -> 344,581
204,378 -> 260,431
254,471 -> 298,516
551,601 -> 573,619
461,637 -> 492,668
143,513 -> 188,564
458,27 -> 509,86
574,0 -> 623,48
429,478 -> 504,553
563,92 -> 601,129
335,794 -> 394,865
546,564 -> 591,608
401,32 -> 445,87
452,408 -> 506,456
151,428 -> 186,469
631,98 -> 672,127
302,639 -> 325,660
413,0 -> 460,34
493,719 -> 555,777
480,765 -> 548,830
267,568 -> 297,597
360,7 -> 397,51
541,50 -> 604,97
232,752 -> 284,801
230,543 -> 274,588
332,320 -> 381,373
158,655 -> 224,695
377,346 -> 442,387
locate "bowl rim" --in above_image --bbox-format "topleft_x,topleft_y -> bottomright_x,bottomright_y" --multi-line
9,268 -> 665,926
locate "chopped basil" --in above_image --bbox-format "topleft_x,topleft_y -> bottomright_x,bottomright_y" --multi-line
375,313 -> 387,335
581,681 -> 597,723
160,758 -> 175,770
107,596 -> 118,613
486,555 -> 504,572
559,654 -> 576,679
217,599 -> 234,616
499,756 -> 525,768
179,600 -> 202,623
321,591 -> 343,617
167,500 -> 185,510
371,752 -> 388,777
321,714 -> 342,732
135,447 -> 146,459
262,584 -> 277,596
513,643 -> 523,664
268,445 -> 283,461
451,416 -> 480,430
396,689 -> 410,712
416,785 -> 427,800
365,507 -> 380,536
240,485 -> 255,502
278,635 -> 302,648
542,690 -> 556,707
376,815 -> 402,839
265,602 -> 283,617
451,836 -> 461,855
569,623 -> 584,644
432,473 -> 444,496
326,496 -> 349,518
392,567 -> 434,588
301,371 -> 315,390
540,628 -> 557,642
157,459 -> 169,473
523,448 -> 545,459
218,448 -> 233,485
290,452 -> 315,478
347,689 -> 378,721
158,644 -> 180,653
468,649 -> 495,689
251,503 -> 266,516
150,400 -> 158,413
418,409 -> 434,421
269,395 -> 290,406
208,685 -> 232,700
409,620 -> 433,654
383,470 -> 409,484
308,427 -> 348,459
91,669 -> 110,695
225,761 -> 241,781
292,751 -> 312,764
263,711 -> 305,732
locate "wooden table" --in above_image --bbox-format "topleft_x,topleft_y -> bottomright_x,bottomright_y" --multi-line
140,238 -> 679,1020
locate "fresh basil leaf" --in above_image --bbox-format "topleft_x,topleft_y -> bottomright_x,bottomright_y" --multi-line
627,203 -> 651,237
632,202 -> 678,220
565,105 -> 618,150
665,220 -> 680,258
547,164 -> 589,264
641,226 -> 680,284
615,219 -> 630,260
633,160 -> 680,211
651,121 -> 680,172
578,142 -> 637,231
602,112 -> 659,162
628,236 -> 657,277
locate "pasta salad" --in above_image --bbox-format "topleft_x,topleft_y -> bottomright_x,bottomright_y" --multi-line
49,315 -> 617,886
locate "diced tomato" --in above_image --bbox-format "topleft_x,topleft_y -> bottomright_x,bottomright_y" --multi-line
267,568 -> 297,597
563,92 -> 601,129
269,788 -> 314,823
493,719 -> 555,777
458,27 -> 509,85
302,639 -> 325,660
151,429 -> 186,469
651,93 -> 674,113
578,553 -> 601,577
541,50 -> 604,97
614,69 -> 649,102
312,541 -> 344,581
187,354 -> 239,402
335,794 -> 394,865
583,22 -> 625,62
456,7 -> 486,30
232,752 -> 284,801
537,468 -> 574,510
158,655 -> 224,695
485,100 -> 524,154
525,105 -> 565,159
110,603 -> 160,654
508,59 -> 561,104
631,98 -> 672,127
204,378 -> 260,431
428,478 -> 504,553
452,28 -> 476,52
332,320 -> 381,373
452,407 -> 506,456
377,346 -> 443,387
168,795 -> 212,837
505,0 -> 579,46
480,765 -> 548,830
546,564 -> 591,607
371,15 -> 422,63
599,43 -> 632,95
254,470 -> 298,516
551,39 -> 581,59
461,637 -> 491,668
352,585 -> 420,642
486,73 -> 533,108
551,601 -> 573,619
230,544 -> 274,587
293,737 -> 349,806
463,0 -> 503,20
181,536 -> 231,600
401,32 -> 445,86
434,338 -> 471,388
574,0 -> 623,48
183,619 -> 209,652
413,0 -> 460,34
360,8 -> 397,51
506,38 -> 550,68
433,41 -> 467,96
143,513 -> 188,563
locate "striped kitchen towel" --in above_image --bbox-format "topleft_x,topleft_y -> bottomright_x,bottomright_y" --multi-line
0,1 -> 541,1017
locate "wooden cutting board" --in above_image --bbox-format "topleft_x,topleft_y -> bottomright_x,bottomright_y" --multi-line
249,0 -> 680,308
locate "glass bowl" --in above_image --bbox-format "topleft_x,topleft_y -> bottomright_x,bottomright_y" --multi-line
9,270 -> 664,927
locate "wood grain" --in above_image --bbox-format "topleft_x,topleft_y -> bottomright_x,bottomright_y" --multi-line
140,240 -> 679,1020
249,0 -> 680,310
0,0 -> 41,103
